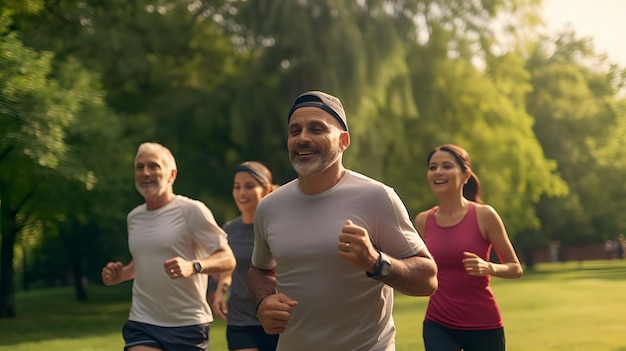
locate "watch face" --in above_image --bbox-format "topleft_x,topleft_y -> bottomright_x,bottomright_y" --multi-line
380,254 -> 391,277
380,261 -> 391,277
193,262 -> 202,273
365,251 -> 392,280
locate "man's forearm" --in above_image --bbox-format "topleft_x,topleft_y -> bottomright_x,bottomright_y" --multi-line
383,254 -> 438,296
247,266 -> 278,307
200,246 -> 236,274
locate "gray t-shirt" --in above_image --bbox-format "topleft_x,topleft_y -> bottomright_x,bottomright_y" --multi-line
128,195 -> 227,326
252,171 -> 425,351
222,217 -> 261,326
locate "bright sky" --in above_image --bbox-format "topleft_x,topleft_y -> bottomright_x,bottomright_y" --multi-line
541,0 -> 626,66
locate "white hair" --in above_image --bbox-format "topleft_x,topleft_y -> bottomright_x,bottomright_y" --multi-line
135,142 -> 177,171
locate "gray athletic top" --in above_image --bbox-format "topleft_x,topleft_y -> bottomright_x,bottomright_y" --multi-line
222,217 -> 261,326
252,170 -> 426,351
127,195 -> 227,326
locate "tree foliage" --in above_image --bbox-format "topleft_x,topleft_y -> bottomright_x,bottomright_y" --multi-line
526,29 -> 626,246
1,5 -> 127,316
1,0 -> 625,317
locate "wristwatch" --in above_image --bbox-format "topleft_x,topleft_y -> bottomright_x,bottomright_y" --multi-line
193,261 -> 203,274
366,251 -> 391,280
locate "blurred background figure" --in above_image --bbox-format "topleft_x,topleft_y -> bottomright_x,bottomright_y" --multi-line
616,234 -> 625,260
549,240 -> 561,263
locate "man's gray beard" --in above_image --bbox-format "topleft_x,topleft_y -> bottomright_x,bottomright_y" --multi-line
290,159 -> 320,177
135,183 -> 162,198
290,149 -> 341,177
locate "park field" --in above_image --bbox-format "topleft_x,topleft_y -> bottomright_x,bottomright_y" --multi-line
0,260 -> 624,351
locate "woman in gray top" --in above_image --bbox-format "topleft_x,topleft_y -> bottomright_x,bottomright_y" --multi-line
212,161 -> 279,351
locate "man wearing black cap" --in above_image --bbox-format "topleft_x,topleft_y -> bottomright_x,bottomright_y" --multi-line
248,91 -> 438,350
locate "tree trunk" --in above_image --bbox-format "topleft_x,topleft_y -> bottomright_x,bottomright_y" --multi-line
72,258 -> 88,302
0,206 -> 18,318
522,246 -> 535,271
22,244 -> 30,291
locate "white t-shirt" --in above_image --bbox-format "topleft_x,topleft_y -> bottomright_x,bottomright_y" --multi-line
127,195 -> 227,326
252,171 -> 426,351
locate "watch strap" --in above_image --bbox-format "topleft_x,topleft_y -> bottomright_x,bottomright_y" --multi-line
366,251 -> 383,279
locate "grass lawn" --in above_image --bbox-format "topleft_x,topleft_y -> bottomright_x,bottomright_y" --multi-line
0,260 -> 625,351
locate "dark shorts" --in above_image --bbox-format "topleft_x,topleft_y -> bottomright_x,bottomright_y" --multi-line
226,325 -> 279,351
123,320 -> 210,351
423,320 -> 505,351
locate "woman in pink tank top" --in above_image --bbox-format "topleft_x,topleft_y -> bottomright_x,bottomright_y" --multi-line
414,144 -> 523,351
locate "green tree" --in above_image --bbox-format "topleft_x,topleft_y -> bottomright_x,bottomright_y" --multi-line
16,0 -> 251,220
225,0 -> 427,190
0,22 -> 74,318
228,0 -> 567,240
379,0 -> 567,240
593,97 -> 626,233
526,29 -> 625,250
1,6 -> 126,314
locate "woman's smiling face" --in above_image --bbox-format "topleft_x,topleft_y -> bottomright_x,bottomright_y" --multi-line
232,171 -> 267,215
427,150 -> 469,196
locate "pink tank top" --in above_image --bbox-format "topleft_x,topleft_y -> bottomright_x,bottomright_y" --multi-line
424,202 -> 503,330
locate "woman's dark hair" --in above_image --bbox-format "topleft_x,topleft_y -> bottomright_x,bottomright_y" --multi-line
427,144 -> 483,203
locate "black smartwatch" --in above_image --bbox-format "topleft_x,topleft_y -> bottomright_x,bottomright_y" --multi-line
366,251 -> 391,280
193,261 -> 203,274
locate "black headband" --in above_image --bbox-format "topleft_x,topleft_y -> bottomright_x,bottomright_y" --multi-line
288,102 -> 348,131
235,164 -> 269,186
